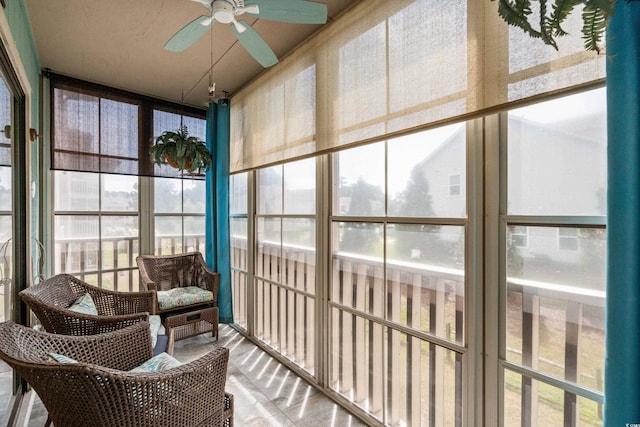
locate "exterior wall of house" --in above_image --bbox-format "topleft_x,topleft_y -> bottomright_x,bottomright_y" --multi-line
421,117 -> 605,269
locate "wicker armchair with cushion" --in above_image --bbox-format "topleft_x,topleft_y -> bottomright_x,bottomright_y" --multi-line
137,252 -> 220,340
19,273 -> 172,355
0,321 -> 234,427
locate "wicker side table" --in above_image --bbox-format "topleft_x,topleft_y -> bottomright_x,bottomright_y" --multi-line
164,306 -> 219,342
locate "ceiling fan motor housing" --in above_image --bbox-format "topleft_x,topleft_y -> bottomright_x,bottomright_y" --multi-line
211,1 -> 238,24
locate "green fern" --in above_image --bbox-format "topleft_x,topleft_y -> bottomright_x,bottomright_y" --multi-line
550,0 -> 579,36
539,0 -> 559,49
495,0 -> 628,53
498,0 -> 542,38
149,125 -> 212,174
582,4 -> 609,53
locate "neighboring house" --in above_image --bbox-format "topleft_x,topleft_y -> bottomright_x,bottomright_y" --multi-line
416,114 -> 606,288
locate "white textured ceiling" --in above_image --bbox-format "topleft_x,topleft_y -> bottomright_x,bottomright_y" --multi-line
25,0 -> 358,109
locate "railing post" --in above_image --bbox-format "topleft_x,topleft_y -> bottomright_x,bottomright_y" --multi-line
305,251 -> 315,370
429,282 -> 436,427
455,279 -> 464,427
371,265 -> 384,416
331,257 -> 340,389
387,269 -> 402,425
285,249 -> 295,356
434,278 -> 446,427
564,301 -> 582,427
521,291 -> 539,427
355,263 -> 368,405
256,245 -> 264,339
409,272 -> 422,425
341,259 -> 354,395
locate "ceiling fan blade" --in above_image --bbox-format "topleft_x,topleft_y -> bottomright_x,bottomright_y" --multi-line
232,20 -> 278,68
164,15 -> 213,52
245,0 -> 327,24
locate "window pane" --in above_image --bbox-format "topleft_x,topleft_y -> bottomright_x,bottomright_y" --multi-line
282,218 -> 315,249
154,178 -> 182,213
506,227 -> 605,391
330,310 -> 384,420
101,174 -> 138,211
54,171 -> 99,211
387,224 -> 464,341
0,215 -> 9,249
508,89 -> 607,216
282,218 -> 315,294
54,215 -> 99,274
388,123 -> 466,218
507,226 -> 605,290
256,218 -> 281,281
388,224 -> 464,268
284,158 -> 315,214
101,216 -> 138,269
504,371 -> 603,427
385,330 -> 460,426
0,167 -> 10,214
257,165 -> 282,214
183,180 -> 206,213
333,143 -> 385,216
155,216 -> 182,255
332,222 -> 383,315
100,99 -> 138,158
230,173 -> 248,215
184,215 -> 205,254
230,217 -> 248,270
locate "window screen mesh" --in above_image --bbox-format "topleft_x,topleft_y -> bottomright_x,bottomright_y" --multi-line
50,74 -> 206,179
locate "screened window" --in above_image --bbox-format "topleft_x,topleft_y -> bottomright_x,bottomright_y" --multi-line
559,228 -> 579,251
504,88 -> 606,426
230,172 -> 249,329
50,76 -> 208,285
53,171 -> 139,290
509,225 -> 528,248
255,158 -> 316,374
331,122 -> 466,425
449,174 -> 461,196
50,73 -> 206,178
154,177 -> 206,256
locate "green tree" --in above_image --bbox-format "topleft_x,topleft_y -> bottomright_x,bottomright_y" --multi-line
392,165 -> 435,218
339,177 -> 383,254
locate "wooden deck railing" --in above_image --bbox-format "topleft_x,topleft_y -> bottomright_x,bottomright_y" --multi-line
54,233 -> 205,290
230,236 -> 605,426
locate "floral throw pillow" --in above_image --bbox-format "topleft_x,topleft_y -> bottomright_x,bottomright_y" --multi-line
129,352 -> 183,373
48,353 -> 78,364
68,293 -> 98,315
149,315 -> 164,348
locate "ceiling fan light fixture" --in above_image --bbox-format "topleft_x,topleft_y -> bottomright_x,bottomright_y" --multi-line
211,0 -> 236,24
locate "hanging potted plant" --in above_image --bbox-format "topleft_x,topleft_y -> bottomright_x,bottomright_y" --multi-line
149,125 -> 213,174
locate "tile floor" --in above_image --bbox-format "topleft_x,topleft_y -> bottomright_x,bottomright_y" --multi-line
21,324 -> 368,427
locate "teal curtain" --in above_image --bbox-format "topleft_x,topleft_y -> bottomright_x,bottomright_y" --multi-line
206,99 -> 233,323
605,1 -> 640,423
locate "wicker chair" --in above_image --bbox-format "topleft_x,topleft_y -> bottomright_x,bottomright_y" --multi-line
19,273 -> 172,354
137,252 -> 220,339
0,321 -> 234,427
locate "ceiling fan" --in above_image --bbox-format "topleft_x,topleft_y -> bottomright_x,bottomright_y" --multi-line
164,0 -> 328,68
